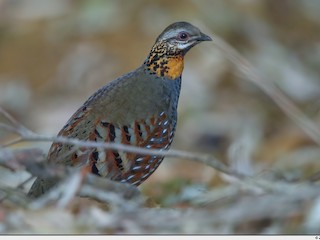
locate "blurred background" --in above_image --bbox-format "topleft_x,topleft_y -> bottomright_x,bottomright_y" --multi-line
1,0 -> 320,210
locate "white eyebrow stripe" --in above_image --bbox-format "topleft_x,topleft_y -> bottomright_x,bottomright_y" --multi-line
159,28 -> 185,40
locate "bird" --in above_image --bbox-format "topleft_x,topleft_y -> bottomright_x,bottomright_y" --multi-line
28,21 -> 212,198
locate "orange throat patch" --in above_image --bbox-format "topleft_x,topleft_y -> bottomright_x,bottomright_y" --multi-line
146,55 -> 184,80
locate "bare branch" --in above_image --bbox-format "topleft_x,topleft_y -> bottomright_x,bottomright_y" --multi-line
0,186 -> 29,207
0,109 -> 230,175
0,123 -> 21,136
28,170 -> 142,209
0,107 -> 297,197
0,107 -> 35,135
0,147 -> 45,171
56,169 -> 85,208
80,174 -> 143,210
1,101 -> 315,200
1,137 -> 24,148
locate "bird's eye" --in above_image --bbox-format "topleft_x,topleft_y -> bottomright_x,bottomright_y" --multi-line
177,31 -> 190,41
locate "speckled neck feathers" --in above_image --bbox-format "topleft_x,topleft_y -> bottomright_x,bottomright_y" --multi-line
144,41 -> 184,80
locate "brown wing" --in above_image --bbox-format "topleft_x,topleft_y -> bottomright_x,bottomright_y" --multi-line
42,105 -> 92,170
28,109 -> 173,199
27,105 -> 95,198
89,111 -> 174,186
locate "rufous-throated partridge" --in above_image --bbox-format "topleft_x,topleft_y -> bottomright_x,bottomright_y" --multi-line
28,21 -> 212,198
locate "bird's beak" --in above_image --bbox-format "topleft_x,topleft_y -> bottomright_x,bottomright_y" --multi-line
198,32 -> 212,42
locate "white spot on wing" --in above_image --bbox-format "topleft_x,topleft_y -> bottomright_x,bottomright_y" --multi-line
126,175 -> 135,181
144,164 -> 150,170
141,172 -> 150,179
96,151 -> 108,177
132,165 -> 142,171
135,157 -> 144,163
95,124 -> 107,140
162,129 -> 168,135
128,126 -> 136,144
114,128 -> 122,144
132,180 -> 141,185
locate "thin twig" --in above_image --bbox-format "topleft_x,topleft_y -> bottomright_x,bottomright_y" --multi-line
26,134 -> 231,174
0,107 -> 34,135
0,147 -> 45,171
210,34 -> 320,145
0,109 -> 230,175
28,170 -> 142,209
0,123 -> 21,135
56,170 -> 85,208
1,138 -> 23,148
0,186 -> 29,207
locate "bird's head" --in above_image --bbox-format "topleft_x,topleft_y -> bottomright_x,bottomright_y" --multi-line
155,21 -> 212,55
145,22 -> 212,79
